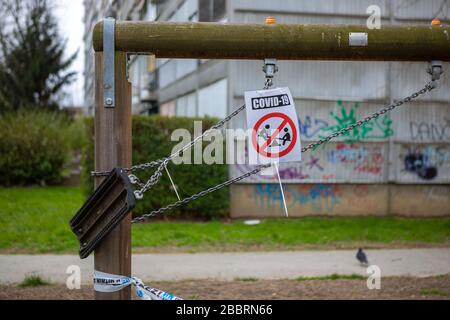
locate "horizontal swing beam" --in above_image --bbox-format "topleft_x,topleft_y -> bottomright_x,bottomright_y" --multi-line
93,21 -> 450,61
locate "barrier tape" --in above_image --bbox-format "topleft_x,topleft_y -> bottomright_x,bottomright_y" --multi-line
94,270 -> 182,300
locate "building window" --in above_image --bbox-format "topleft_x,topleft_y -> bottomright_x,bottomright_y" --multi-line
159,60 -> 177,88
176,91 -> 197,117
169,0 -> 198,22
198,78 -> 227,118
155,0 -> 200,89
160,100 -> 176,117
176,59 -> 198,80
199,0 -> 226,22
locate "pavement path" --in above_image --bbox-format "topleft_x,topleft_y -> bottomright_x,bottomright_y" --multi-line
1,248 -> 449,284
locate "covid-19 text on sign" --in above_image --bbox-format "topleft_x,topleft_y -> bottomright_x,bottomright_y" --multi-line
251,94 -> 291,110
245,87 -> 302,164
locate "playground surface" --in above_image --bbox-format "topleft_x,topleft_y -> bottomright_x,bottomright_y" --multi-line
1,276 -> 449,300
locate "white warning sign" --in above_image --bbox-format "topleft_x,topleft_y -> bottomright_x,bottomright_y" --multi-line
245,87 -> 302,164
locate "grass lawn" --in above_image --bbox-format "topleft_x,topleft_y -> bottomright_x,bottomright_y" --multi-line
1,186 -> 450,254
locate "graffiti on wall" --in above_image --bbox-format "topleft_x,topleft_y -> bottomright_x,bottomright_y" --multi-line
231,98 -> 450,184
299,101 -> 394,142
235,163 -> 311,181
327,143 -> 384,175
305,155 -> 324,171
253,184 -> 342,213
402,145 -> 450,180
234,142 -> 386,182
409,119 -> 450,142
299,116 -> 329,139
250,184 -> 382,214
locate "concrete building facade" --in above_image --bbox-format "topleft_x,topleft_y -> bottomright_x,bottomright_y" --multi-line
83,0 -> 450,217
83,0 -> 149,115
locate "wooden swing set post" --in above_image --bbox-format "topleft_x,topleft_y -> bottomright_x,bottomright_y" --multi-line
91,20 -> 449,300
94,51 -> 132,300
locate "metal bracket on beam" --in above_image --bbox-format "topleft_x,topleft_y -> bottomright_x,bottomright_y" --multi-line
428,60 -> 444,81
262,58 -> 278,89
103,17 -> 115,108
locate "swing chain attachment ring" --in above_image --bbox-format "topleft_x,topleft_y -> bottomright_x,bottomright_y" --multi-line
263,58 -> 278,89
134,190 -> 144,200
128,174 -> 139,185
428,60 -> 443,81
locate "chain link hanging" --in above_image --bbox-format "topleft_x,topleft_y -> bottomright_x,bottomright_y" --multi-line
128,104 -> 247,200
91,105 -> 247,178
300,81 -> 438,153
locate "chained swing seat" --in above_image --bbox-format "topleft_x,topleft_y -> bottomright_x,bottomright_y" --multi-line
70,168 -> 136,259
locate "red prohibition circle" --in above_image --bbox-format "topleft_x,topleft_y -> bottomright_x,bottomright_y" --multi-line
251,112 -> 298,158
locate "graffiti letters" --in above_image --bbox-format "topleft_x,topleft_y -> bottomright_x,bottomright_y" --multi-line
251,184 -> 383,214
305,156 -> 324,171
235,163 -> 311,181
327,143 -> 384,175
299,116 -> 329,139
254,184 -> 285,210
290,184 -> 341,213
410,120 -> 450,142
318,101 -> 393,142
253,184 -> 341,213
234,142 -> 385,182
278,167 -> 310,180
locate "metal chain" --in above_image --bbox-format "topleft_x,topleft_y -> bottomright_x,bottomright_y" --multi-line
91,105 -> 246,177
91,159 -> 164,177
131,104 -> 247,198
167,104 -> 246,161
127,174 -> 145,188
301,80 -> 437,153
131,65 -> 275,211
93,57 -> 274,177
131,79 -> 437,223
121,71 -> 271,196
132,163 -> 272,223
133,158 -> 170,199
264,78 -> 273,89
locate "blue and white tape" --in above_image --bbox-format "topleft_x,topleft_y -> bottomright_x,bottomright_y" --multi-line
93,270 -> 182,300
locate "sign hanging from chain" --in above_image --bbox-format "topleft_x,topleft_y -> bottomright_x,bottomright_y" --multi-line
245,87 -> 302,164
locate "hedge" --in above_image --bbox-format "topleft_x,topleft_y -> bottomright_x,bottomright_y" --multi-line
82,115 -> 229,219
0,111 -> 76,186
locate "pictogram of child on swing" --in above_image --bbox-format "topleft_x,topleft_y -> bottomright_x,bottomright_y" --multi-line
257,124 -> 291,148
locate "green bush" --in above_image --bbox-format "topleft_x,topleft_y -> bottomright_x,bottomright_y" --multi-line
82,115 -> 229,219
0,111 -> 75,186
65,116 -> 88,152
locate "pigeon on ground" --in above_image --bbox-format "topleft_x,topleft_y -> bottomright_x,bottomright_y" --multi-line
356,248 -> 369,265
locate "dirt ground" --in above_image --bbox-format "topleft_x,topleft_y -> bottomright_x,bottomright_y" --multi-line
1,276 -> 449,300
